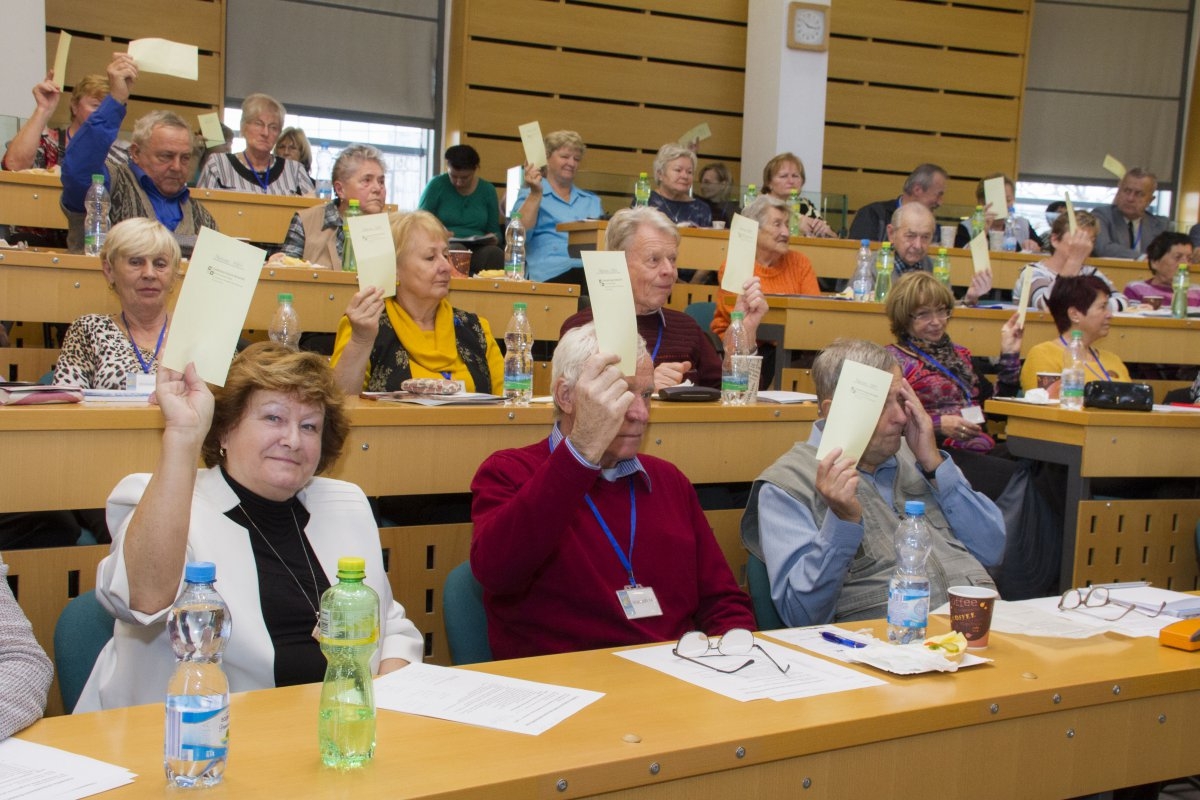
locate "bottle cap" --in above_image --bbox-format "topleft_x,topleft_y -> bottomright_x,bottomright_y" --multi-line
748,184 -> 756,190
639,171 -> 647,178
91,174 -> 104,183
731,311 -> 744,321
513,302 -> 527,311
881,242 -> 891,249
938,247 -> 947,255
185,561 -> 216,583
860,239 -> 869,247
1071,330 -> 1083,340
348,199 -> 360,207
278,292 -> 293,303
904,500 -> 925,516
337,556 -> 366,580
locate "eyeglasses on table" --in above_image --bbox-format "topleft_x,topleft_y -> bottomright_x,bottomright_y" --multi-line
672,628 -> 790,675
1058,586 -> 1165,622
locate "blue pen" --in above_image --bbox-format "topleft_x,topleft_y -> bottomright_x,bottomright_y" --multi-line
821,630 -> 867,648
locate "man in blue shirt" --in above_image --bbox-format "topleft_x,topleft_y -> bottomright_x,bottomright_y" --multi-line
61,53 -> 215,253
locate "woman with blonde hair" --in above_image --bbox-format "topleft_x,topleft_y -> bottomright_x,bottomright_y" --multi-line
197,93 -> 313,195
761,152 -> 835,238
273,126 -> 313,174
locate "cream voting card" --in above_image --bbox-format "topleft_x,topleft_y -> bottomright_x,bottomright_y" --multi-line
1065,192 -> 1078,233
505,165 -> 523,218
128,38 -> 198,81
348,213 -> 396,298
678,122 -> 711,147
161,228 -> 264,386
1102,154 -> 1126,180
1017,266 -> 1034,327
518,122 -> 547,169
816,360 -> 894,465
720,213 -> 758,294
198,113 -> 225,147
582,251 -> 638,373
968,231 -> 990,273
52,32 -> 71,91
982,176 -> 1007,217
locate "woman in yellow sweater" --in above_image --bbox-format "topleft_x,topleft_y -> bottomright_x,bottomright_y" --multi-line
1020,274 -> 1130,391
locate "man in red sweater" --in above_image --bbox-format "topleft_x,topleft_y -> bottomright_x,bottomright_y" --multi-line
470,323 -> 755,659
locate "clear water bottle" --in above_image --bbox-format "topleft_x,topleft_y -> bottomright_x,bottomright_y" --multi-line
873,242 -> 893,302
269,292 -> 302,350
741,183 -> 758,209
83,174 -> 110,256
787,189 -> 802,237
851,239 -> 874,302
503,302 -> 533,405
165,562 -> 231,788
970,205 -> 986,239
721,311 -> 751,406
318,557 -> 379,770
933,247 -> 951,287
1061,330 -> 1086,410
887,501 -> 932,645
341,199 -> 362,272
633,172 -> 651,207
1002,208 -> 1019,252
314,142 -> 334,200
504,216 -> 526,281
1172,264 -> 1190,319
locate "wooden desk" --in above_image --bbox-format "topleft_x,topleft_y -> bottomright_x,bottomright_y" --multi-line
0,172 -> 324,244
987,399 -> 1200,590
561,220 -> 1151,294
0,398 -> 816,513
0,250 -> 579,336
17,624 -> 1200,798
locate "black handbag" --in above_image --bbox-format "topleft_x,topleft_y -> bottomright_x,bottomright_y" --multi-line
1083,381 -> 1153,412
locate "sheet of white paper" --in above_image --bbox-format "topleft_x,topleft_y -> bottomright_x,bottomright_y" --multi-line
52,32 -> 72,91
815,360 -> 893,464
1102,153 -> 1127,180
128,38 -> 198,81
754,390 -> 818,404
982,176 -> 1007,219
0,738 -> 136,799
518,121 -> 546,169
348,213 -> 396,298
615,640 -> 883,703
374,662 -> 603,735
720,213 -> 758,294
1065,192 -> 1078,233
197,112 -> 225,147
763,625 -> 989,671
1016,265 -> 1034,327
932,594 -> 1178,639
582,250 -> 638,372
505,165 -> 522,218
968,231 -> 990,272
677,122 -> 712,147
160,228 -> 264,386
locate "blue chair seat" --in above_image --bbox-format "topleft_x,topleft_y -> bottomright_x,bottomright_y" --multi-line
53,591 -> 114,713
443,562 -> 492,665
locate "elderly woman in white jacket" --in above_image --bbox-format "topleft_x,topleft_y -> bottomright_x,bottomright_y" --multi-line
77,342 -> 422,711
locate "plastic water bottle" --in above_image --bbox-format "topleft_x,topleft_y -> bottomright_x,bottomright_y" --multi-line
1002,208 -> 1019,252
165,562 -> 231,788
1061,330 -> 1086,410
504,216 -> 526,281
341,199 -> 361,272
887,501 -> 932,645
741,183 -> 758,209
83,174 -> 110,256
721,311 -> 751,405
851,239 -> 874,302
318,557 -> 379,769
1172,264 -> 1190,319
970,205 -> 986,239
269,292 -> 302,350
933,247 -> 951,287
503,302 -> 533,405
873,242 -> 893,302
634,172 -> 651,207
314,142 -> 334,200
787,189 -> 802,237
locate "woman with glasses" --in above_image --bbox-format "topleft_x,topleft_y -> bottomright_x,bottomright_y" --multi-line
197,94 -> 314,196
885,272 -> 1023,454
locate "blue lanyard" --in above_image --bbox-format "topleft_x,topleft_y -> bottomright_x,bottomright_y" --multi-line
244,154 -> 272,191
651,310 -> 665,362
1059,336 -> 1112,381
905,342 -> 974,403
122,312 -> 167,374
584,480 -> 638,587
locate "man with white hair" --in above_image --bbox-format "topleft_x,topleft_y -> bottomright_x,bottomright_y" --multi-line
61,53 -> 216,253
470,323 -> 754,660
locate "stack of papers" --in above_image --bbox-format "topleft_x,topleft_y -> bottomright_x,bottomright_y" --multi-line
754,391 -> 817,404
765,625 -> 989,674
364,391 -> 503,406
82,389 -> 154,404
0,739 -> 135,798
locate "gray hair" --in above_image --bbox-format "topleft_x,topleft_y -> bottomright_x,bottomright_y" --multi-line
130,110 -> 191,149
902,163 -> 947,196
811,340 -> 897,406
552,323 -> 650,419
653,143 -> 697,186
332,143 -> 387,185
544,130 -> 586,159
605,206 -> 680,251
1122,167 -> 1158,194
890,201 -> 936,230
741,194 -> 788,225
240,93 -> 286,130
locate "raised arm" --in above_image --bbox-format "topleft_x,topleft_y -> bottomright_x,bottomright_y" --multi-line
330,287 -> 385,394
1,72 -> 61,171
61,54 -> 136,211
516,162 -> 543,232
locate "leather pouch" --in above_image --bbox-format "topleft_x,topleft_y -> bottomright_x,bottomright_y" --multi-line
1083,381 -> 1153,412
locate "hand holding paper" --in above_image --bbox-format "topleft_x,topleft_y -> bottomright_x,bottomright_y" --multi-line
1065,192 -> 1077,233
1102,154 -> 1126,180
678,122 -> 712,148
128,38 -> 198,81
982,176 -> 1007,219
52,32 -> 72,91
1016,265 -> 1034,326
518,121 -> 547,169
582,250 -> 637,373
198,112 -> 225,148
720,213 -> 758,294
968,232 -> 990,274
348,213 -> 397,297
816,360 -> 893,466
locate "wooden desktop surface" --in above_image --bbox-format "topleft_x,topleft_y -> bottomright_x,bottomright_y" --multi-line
17,621 -> 1200,798
0,398 -> 816,512
0,250 -> 579,336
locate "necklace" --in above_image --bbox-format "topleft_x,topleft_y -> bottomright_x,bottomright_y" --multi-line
239,503 -> 322,639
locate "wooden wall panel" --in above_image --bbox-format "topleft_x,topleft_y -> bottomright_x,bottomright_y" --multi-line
833,0 -> 1030,53
824,128 -> 1018,179
45,34 -> 222,108
829,39 -> 1025,98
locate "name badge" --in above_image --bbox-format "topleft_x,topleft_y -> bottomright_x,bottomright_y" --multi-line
961,405 -> 985,425
617,585 -> 663,620
127,372 -> 156,391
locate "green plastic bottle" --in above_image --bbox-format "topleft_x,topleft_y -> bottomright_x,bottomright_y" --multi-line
873,242 -> 893,302
933,247 -> 951,287
318,557 -> 378,769
341,200 -> 362,273
634,172 -> 651,207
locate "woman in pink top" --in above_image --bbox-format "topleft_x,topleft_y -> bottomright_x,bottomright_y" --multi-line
1123,231 -> 1199,307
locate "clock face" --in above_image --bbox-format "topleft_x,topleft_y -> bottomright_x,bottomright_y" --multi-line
794,10 -> 825,44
